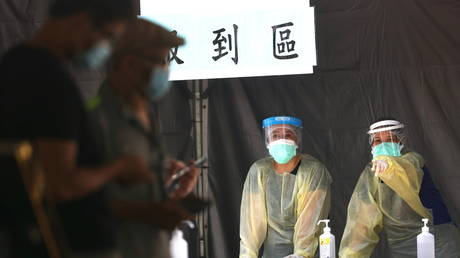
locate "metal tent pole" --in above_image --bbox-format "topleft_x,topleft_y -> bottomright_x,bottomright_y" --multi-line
188,79 -> 209,258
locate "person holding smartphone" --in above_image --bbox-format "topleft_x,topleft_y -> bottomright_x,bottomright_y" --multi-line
89,18 -> 200,258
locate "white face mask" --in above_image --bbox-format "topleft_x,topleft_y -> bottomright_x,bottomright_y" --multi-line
146,67 -> 171,101
75,41 -> 112,68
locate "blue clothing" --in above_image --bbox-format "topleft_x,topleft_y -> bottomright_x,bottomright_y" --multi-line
419,167 -> 452,225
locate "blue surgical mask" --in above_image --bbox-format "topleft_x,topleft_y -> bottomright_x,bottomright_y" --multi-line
147,67 -> 171,101
268,139 -> 297,164
75,41 -> 112,68
372,142 -> 401,158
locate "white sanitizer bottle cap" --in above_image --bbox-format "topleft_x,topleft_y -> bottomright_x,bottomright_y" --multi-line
317,219 -> 331,233
422,218 -> 430,232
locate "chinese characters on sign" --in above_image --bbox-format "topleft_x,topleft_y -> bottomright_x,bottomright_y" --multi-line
170,23 -> 298,65
272,22 -> 298,60
168,30 -> 184,64
141,1 -> 316,80
212,24 -> 239,64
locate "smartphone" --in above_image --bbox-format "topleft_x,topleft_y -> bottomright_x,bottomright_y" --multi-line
169,156 -> 207,181
166,156 -> 208,193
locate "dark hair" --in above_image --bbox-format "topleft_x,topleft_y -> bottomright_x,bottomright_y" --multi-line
49,0 -> 135,24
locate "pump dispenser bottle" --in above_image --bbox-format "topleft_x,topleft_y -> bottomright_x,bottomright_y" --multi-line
417,218 -> 435,258
317,219 -> 336,258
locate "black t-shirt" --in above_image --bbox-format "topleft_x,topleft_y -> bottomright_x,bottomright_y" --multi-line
0,45 -> 115,252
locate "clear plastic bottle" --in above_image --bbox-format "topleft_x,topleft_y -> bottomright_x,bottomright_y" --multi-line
317,219 -> 336,258
417,218 -> 435,258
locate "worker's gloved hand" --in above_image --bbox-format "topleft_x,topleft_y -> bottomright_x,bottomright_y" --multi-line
371,159 -> 388,177
283,255 -> 303,258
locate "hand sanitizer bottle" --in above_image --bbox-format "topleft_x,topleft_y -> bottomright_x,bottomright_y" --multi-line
317,219 -> 335,258
417,218 -> 435,258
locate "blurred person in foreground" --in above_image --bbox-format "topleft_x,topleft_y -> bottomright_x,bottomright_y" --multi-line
89,18 -> 201,258
0,1 -> 154,257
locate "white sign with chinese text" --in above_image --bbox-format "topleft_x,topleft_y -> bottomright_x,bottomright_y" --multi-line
140,0 -> 316,80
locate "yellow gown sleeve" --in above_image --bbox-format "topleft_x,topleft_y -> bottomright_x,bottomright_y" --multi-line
375,155 -> 432,220
239,163 -> 268,258
293,163 -> 332,258
339,169 -> 383,258
402,151 -> 425,169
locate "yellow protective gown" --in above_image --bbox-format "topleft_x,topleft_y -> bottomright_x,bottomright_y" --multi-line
239,154 -> 332,258
339,151 -> 460,258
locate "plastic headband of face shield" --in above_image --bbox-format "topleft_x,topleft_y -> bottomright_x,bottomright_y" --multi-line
262,116 -> 302,147
367,120 -> 405,145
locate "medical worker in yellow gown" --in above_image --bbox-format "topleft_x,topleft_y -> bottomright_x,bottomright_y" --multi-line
339,118 -> 460,258
239,116 -> 332,258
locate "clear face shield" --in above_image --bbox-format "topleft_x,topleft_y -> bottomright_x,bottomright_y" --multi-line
262,116 -> 302,164
368,120 -> 405,158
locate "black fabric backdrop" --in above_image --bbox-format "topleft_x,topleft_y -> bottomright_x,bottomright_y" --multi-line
207,1 -> 460,257
1,0 -> 460,258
